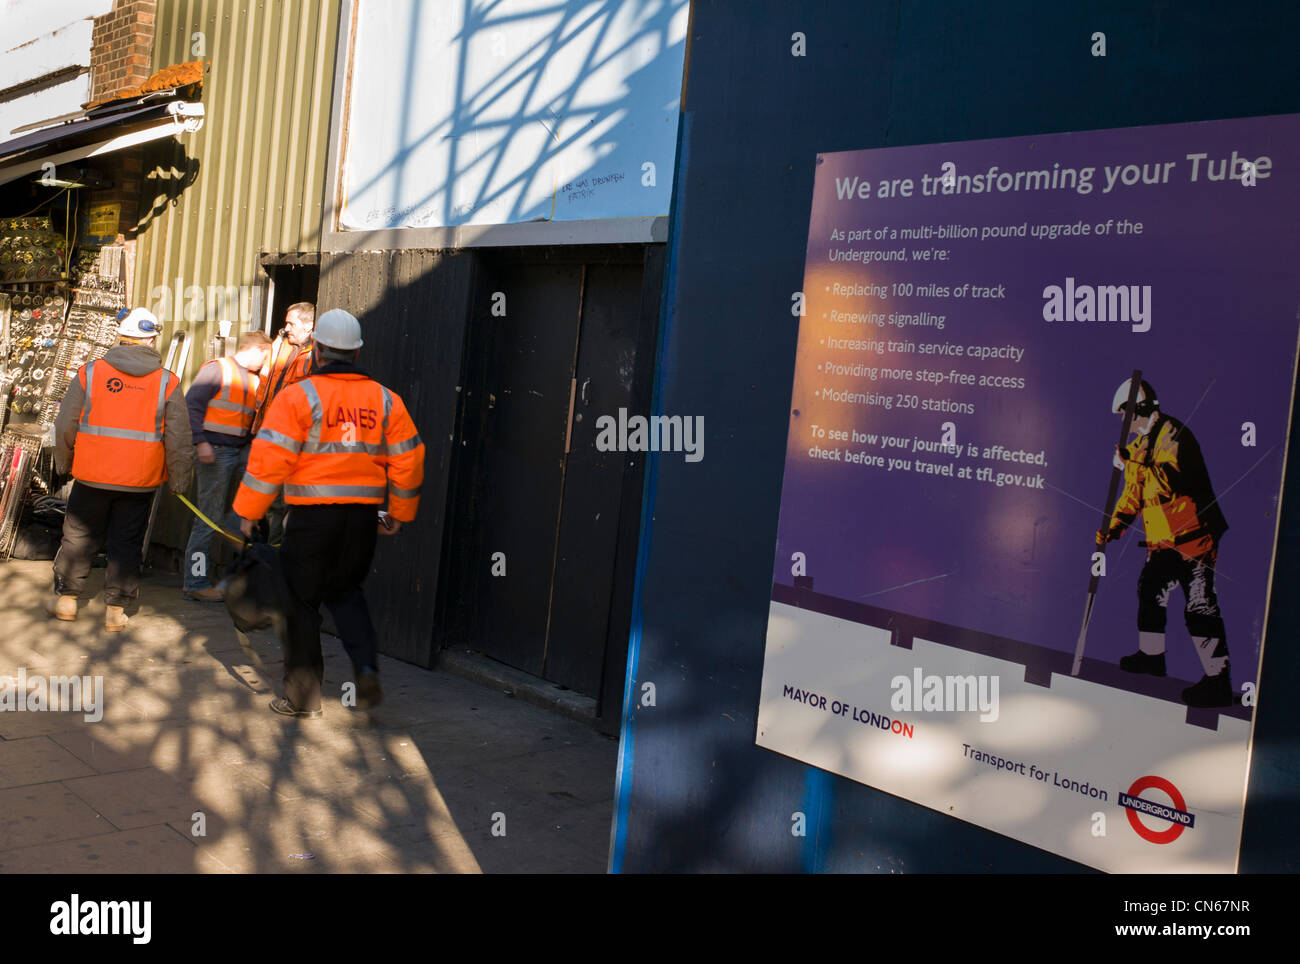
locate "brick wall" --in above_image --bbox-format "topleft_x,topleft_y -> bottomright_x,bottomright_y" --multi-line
85,0 -> 158,245
89,0 -> 156,104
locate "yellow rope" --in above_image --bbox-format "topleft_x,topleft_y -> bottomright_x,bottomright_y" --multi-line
174,491 -> 281,548
174,492 -> 244,545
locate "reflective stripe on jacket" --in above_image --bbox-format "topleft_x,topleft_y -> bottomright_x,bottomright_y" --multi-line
233,370 -> 425,522
71,359 -> 178,489
202,356 -> 259,437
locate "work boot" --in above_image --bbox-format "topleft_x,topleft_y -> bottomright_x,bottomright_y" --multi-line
45,594 -> 77,621
183,586 -> 225,602
269,697 -> 322,720
1119,650 -> 1166,676
104,605 -> 129,632
356,667 -> 383,710
1182,668 -> 1233,708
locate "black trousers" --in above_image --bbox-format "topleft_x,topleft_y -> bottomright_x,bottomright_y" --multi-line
53,482 -> 154,607
1137,546 -> 1227,643
279,503 -> 380,712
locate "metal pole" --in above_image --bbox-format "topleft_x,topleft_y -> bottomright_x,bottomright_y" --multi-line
1071,369 -> 1142,676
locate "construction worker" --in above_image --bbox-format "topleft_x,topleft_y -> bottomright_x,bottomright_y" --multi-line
252,301 -> 316,544
181,330 -> 272,601
49,308 -> 194,631
232,308 -> 424,718
252,301 -> 315,434
1097,378 -> 1232,707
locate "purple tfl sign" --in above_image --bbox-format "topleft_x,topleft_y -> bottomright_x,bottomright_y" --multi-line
756,114 -> 1300,872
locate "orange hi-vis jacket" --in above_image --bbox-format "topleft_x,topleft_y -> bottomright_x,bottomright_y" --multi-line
233,370 -> 425,522
251,335 -> 313,434
71,359 -> 180,489
202,356 -> 259,438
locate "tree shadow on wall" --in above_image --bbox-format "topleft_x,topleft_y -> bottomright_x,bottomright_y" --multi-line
342,0 -> 686,229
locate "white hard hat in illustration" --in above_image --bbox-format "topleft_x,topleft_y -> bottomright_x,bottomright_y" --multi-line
1112,377 -> 1158,416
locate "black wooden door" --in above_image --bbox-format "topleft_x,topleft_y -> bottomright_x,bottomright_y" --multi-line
471,263 -> 583,675
542,263 -> 645,694
451,247 -> 661,702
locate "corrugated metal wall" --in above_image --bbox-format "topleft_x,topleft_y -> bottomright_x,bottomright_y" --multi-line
135,0 -> 339,382
134,0 -> 339,553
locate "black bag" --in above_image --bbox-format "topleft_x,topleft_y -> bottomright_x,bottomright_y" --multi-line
10,496 -> 65,560
10,522 -> 61,560
224,536 -> 288,633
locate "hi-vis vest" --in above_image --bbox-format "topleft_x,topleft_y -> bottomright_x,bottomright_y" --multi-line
72,359 -> 178,489
202,357 -> 259,438
233,371 -> 425,522
250,337 -> 313,434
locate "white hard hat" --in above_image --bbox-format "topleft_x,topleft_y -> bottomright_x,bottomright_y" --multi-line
313,308 -> 363,350
1112,377 -> 1157,415
118,307 -> 161,338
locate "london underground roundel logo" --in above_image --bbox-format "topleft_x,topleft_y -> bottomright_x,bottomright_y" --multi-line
1118,775 -> 1195,844
106,377 -> 124,393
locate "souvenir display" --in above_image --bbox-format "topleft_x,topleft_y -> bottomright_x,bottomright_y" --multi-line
0,211 -> 128,559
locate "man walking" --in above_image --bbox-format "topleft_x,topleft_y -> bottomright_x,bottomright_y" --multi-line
1098,378 -> 1232,707
252,301 -> 315,542
181,330 -> 272,601
49,308 -> 194,631
232,309 -> 424,717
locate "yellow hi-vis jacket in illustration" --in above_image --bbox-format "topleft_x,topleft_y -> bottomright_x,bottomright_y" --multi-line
1104,413 -> 1228,559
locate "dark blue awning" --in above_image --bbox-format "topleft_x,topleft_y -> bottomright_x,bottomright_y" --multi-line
0,98 -> 204,186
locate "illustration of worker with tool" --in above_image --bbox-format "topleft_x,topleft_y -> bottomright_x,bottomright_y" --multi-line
1079,374 -> 1233,708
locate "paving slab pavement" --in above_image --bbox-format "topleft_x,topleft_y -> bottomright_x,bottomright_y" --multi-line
0,560 -> 618,873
